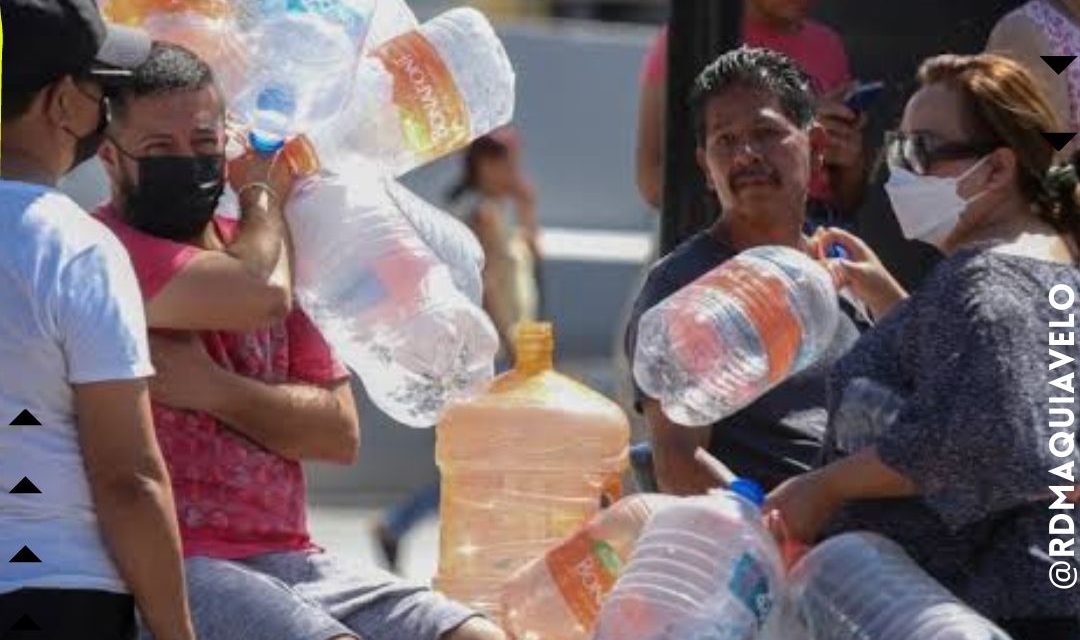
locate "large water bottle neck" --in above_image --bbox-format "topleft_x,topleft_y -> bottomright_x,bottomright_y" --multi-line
730,478 -> 766,506
514,322 -> 554,375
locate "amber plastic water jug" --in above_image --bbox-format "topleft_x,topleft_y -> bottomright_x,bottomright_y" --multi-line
434,322 -> 630,619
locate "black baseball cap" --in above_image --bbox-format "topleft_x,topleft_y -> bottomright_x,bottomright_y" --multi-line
2,0 -> 152,92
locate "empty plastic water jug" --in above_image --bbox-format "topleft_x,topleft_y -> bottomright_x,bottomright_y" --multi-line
435,322 -> 630,619
634,245 -> 840,427
285,159 -> 498,427
499,493 -> 675,640
386,180 -> 484,305
789,532 -> 1013,640
594,483 -> 784,640
310,7 -> 515,176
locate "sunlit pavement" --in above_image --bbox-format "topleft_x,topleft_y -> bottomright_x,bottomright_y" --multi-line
307,498 -> 441,583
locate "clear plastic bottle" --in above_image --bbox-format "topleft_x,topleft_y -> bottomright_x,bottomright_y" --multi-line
309,7 -> 515,176
231,0 -> 375,152
385,180 -> 484,305
362,0 -> 418,53
284,159 -> 499,427
633,245 -> 840,427
789,532 -> 1012,640
434,322 -> 630,619
594,482 -> 785,640
499,493 -> 676,640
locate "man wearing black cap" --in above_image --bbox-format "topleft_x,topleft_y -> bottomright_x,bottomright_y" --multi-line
0,1 -> 196,639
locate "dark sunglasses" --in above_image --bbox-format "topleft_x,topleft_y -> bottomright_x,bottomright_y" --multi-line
885,130 -> 1000,176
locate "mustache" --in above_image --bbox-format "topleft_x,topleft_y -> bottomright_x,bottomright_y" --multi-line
728,165 -> 781,190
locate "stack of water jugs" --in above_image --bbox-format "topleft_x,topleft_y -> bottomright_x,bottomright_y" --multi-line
492,248 -> 1013,639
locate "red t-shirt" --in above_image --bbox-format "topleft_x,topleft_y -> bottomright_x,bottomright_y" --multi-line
641,19 -> 852,201
641,19 -> 851,94
96,204 -> 349,560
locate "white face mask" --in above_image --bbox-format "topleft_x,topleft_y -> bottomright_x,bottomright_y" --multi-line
884,157 -> 990,247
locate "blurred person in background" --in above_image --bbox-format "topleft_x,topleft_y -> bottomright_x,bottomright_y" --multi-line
625,47 -> 872,497
765,53 -> 1080,639
636,0 -> 869,229
94,42 -> 504,640
0,2 -> 195,638
988,0 -> 1080,157
448,129 -> 542,359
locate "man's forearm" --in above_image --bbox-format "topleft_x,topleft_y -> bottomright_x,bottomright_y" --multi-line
93,473 -> 195,640
644,400 -> 716,496
227,188 -> 289,285
820,447 -> 918,503
202,368 -> 358,464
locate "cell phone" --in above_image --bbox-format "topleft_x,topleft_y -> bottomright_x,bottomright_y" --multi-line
843,80 -> 886,114
629,442 -> 659,493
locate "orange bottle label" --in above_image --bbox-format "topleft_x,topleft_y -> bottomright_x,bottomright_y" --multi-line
283,135 -> 321,180
374,31 -> 471,162
546,531 -> 622,630
692,261 -> 801,384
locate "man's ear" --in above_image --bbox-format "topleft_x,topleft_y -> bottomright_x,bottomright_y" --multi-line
43,77 -> 75,130
696,146 -> 715,192
98,137 -> 121,181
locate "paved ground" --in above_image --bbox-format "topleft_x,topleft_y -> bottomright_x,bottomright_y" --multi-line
307,498 -> 441,583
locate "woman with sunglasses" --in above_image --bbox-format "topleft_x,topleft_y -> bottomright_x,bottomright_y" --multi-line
763,53 -> 1080,638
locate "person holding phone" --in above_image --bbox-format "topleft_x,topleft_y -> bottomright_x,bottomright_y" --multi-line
636,0 -> 870,228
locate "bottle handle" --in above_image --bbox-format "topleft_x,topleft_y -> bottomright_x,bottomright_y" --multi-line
282,135 -> 322,179
601,472 -> 623,506
765,510 -> 810,572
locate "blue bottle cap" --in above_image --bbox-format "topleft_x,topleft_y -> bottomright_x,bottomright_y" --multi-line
730,478 -> 766,507
826,243 -> 850,260
249,131 -> 286,155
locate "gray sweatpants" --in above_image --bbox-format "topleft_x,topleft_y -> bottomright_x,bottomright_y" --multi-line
140,550 -> 479,640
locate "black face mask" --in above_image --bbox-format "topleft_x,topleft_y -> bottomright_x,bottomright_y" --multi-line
119,154 -> 226,242
65,90 -> 110,172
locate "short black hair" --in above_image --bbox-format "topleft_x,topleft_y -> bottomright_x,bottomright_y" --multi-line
111,42 -> 219,120
2,86 -> 44,121
690,46 -> 816,145
2,72 -> 104,122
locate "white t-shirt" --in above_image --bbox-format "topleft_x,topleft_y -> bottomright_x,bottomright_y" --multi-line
0,179 -> 153,595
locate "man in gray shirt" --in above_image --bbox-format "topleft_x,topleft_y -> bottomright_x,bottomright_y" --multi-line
625,47 -> 868,494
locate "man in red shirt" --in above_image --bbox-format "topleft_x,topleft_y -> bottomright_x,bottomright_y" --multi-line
636,0 -> 868,225
94,42 -> 504,640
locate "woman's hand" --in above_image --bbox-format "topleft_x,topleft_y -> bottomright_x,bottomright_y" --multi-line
809,227 -> 908,319
763,469 -> 845,545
